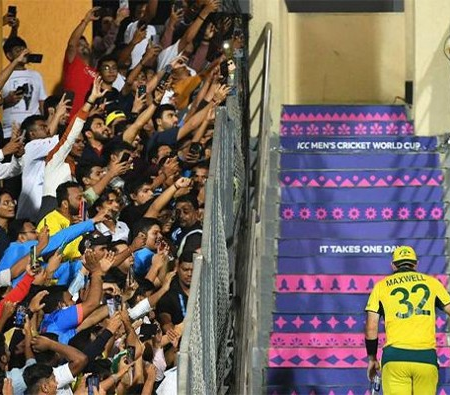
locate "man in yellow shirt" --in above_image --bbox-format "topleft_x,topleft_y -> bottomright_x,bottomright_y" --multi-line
365,246 -> 450,394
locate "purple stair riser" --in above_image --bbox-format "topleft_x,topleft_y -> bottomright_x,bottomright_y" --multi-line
272,313 -> 448,333
277,256 -> 447,275
281,153 -> 440,170
280,202 -> 444,221
266,385 -> 450,395
279,136 -> 434,152
279,169 -> 443,188
280,221 -> 446,239
278,238 -> 445,258
281,186 -> 443,203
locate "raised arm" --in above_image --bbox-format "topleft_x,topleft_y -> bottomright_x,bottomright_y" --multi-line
31,336 -> 88,376
0,48 -> 28,91
178,0 -> 220,52
142,0 -> 159,24
66,7 -> 100,63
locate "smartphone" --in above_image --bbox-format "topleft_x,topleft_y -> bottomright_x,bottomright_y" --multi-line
79,199 -> 87,221
57,240 -> 68,255
29,245 -> 40,272
137,85 -> 146,97
106,296 -> 117,317
27,54 -> 43,64
137,19 -> 147,29
7,6 -> 16,17
119,0 -> 129,9
120,152 -> 131,163
189,142 -> 203,156
219,60 -> 229,84
15,83 -> 28,95
150,34 -> 160,46
126,345 -> 136,362
157,64 -> 173,89
64,91 -> 75,105
173,0 -> 183,11
86,374 -> 100,395
114,295 -> 122,311
14,305 -> 27,329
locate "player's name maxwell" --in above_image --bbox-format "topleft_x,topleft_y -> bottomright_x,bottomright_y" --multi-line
386,274 -> 426,286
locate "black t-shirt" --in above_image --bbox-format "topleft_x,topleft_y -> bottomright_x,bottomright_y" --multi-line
156,276 -> 188,326
119,197 -> 156,234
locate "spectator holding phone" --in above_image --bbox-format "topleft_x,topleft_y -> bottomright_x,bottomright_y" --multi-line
1,37 -> 47,141
63,7 -> 99,118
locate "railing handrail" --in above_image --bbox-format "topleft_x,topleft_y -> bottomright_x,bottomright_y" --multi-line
254,23 -> 273,213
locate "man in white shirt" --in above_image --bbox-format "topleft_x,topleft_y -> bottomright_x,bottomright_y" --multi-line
16,116 -> 58,221
2,36 -> 47,139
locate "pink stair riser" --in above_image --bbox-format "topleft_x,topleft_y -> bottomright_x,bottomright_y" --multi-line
270,332 -> 448,348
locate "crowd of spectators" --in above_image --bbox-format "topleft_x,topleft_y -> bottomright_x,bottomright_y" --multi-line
0,0 -> 244,393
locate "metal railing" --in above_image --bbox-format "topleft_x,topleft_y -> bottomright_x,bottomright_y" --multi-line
232,22 -> 273,395
177,7 -> 248,392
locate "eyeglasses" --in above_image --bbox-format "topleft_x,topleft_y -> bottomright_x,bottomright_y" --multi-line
100,65 -> 118,72
0,200 -> 17,207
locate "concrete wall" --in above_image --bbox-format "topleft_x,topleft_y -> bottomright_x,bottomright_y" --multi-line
249,0 -> 450,137
413,0 -> 450,136
1,0 -> 92,95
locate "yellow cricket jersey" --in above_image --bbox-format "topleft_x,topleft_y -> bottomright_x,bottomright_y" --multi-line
37,210 -> 82,260
365,268 -> 450,350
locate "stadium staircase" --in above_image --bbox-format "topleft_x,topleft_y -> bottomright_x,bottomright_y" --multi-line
264,104 -> 450,394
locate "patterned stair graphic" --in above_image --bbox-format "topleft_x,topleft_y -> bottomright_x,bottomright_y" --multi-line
280,121 -> 415,137
278,256 -> 447,275
281,152 -> 440,170
278,238 -> 445,258
279,169 -> 443,188
280,203 -> 444,221
272,313 -> 447,333
280,221 -> 446,239
268,347 -> 450,368
281,105 -> 408,122
269,333 -> 447,348
281,186 -> 443,203
267,386 -> 450,395
267,367 -> 450,386
275,275 -> 448,293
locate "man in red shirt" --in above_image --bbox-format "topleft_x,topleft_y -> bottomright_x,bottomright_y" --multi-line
63,7 -> 100,117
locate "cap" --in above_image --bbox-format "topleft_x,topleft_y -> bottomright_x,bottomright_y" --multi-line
392,246 -> 417,264
81,231 -> 112,249
105,110 -> 126,126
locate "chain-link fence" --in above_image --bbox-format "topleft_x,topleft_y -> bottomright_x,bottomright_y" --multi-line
177,8 -> 248,392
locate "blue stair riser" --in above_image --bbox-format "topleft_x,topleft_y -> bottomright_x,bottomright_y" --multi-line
281,187 -> 443,203
280,203 -> 444,222
277,256 -> 447,275
280,221 -> 446,239
281,153 -> 440,170
272,313 -> 448,333
266,367 -> 450,386
279,136 -> 435,152
280,121 -> 415,137
278,238 -> 445,258
282,105 -> 408,121
280,169 -> 443,188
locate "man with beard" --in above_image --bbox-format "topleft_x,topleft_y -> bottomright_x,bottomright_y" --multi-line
79,115 -> 111,167
63,7 -> 98,117
172,194 -> 202,257
93,188 -> 129,242
36,181 -> 93,260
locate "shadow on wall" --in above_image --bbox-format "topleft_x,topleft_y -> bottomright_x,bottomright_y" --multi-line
415,31 -> 450,136
293,13 -> 405,104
